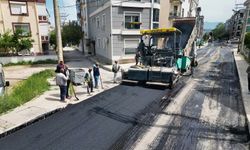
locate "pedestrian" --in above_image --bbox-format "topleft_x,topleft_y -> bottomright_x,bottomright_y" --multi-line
247,65 -> 250,93
85,68 -> 94,94
55,68 -> 68,101
64,65 -> 71,99
112,60 -> 120,83
93,63 -> 100,88
135,51 -> 141,66
55,60 -> 64,73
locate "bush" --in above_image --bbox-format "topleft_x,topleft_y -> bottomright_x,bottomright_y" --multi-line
0,70 -> 54,114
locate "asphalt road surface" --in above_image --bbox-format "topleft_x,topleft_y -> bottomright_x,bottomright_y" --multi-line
117,44 -> 249,150
0,85 -> 166,150
0,44 -> 249,150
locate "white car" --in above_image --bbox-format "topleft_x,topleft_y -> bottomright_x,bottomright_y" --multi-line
0,64 -> 9,96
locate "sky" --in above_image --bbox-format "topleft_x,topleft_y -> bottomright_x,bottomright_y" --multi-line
46,0 -> 246,26
199,0 -> 245,22
46,0 -> 77,26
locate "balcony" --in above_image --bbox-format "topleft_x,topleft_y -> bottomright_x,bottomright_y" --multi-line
169,12 -> 181,19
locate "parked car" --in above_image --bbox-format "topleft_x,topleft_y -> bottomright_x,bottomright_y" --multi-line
0,64 -> 9,96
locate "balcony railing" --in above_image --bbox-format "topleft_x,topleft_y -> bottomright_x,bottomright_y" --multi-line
169,12 -> 181,19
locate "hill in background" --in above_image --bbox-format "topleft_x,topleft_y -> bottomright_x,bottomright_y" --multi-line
204,22 -> 221,33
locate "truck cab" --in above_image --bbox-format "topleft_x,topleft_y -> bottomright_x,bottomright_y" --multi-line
0,64 -> 9,96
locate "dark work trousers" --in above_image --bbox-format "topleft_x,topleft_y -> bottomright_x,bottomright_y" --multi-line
59,85 -> 67,101
66,80 -> 70,98
87,81 -> 93,94
248,76 -> 250,92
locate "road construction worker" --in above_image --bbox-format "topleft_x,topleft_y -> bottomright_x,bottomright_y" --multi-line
137,39 -> 146,65
85,68 -> 94,94
112,61 -> 120,83
247,65 -> 250,93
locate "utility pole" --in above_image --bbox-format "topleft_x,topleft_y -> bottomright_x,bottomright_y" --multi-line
53,0 -> 63,61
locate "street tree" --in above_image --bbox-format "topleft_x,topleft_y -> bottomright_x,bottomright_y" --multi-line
0,29 -> 34,56
62,21 -> 82,46
12,29 -> 34,55
211,23 -> 228,40
0,31 -> 15,54
50,21 -> 82,50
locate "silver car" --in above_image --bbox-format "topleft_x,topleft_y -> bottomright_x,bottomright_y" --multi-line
0,64 -> 9,96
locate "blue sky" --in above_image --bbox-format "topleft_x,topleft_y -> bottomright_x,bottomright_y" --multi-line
46,0 -> 246,26
46,0 -> 76,26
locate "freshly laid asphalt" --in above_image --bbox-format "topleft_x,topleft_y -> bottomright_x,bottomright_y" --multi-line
0,85 -> 166,150
0,45 -> 250,149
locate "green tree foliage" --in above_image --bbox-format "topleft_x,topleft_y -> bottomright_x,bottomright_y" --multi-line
12,29 -> 34,54
244,32 -> 250,50
49,21 -> 82,49
0,31 -> 15,54
49,30 -> 56,48
0,29 -> 34,55
62,21 -> 82,46
211,23 -> 229,40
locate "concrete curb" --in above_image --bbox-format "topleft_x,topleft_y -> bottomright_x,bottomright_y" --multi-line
232,48 -> 250,135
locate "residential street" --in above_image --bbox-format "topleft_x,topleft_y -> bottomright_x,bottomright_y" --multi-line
0,44 -> 249,150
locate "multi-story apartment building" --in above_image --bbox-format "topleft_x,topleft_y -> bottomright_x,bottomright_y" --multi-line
77,0 -> 161,64
227,9 -> 245,39
239,0 -> 250,56
160,0 -> 199,27
0,0 -> 50,54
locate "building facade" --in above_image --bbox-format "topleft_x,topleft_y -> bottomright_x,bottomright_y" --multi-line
0,0 -> 50,54
239,0 -> 250,57
227,9 -> 245,39
77,0 -> 160,64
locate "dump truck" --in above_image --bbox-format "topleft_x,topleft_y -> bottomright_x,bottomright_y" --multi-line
121,17 -> 201,88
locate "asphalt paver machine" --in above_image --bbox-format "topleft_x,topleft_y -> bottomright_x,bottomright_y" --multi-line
122,27 -> 195,88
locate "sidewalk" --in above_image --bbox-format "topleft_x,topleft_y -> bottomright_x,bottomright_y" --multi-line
233,47 -> 250,134
0,50 -> 134,137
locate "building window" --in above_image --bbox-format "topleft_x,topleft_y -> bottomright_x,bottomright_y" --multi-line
38,16 -> 47,22
103,39 -> 106,49
153,23 -> 159,29
41,36 -> 49,41
96,17 -> 100,28
102,14 -> 106,30
247,26 -> 250,32
247,18 -> 250,24
153,9 -> 159,22
13,23 -> 31,36
124,39 -> 139,55
9,1 -> 28,15
152,0 -> 160,3
96,0 -> 101,6
240,13 -> 244,18
97,38 -> 101,48
125,13 -> 141,29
